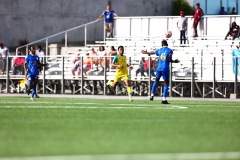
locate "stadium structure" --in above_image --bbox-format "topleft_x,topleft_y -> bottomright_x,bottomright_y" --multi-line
0,1 -> 239,98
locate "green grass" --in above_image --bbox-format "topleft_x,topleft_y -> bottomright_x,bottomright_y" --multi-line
0,97 -> 240,158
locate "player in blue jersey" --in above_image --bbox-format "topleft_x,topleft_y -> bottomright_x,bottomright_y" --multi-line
24,46 -> 48,101
97,4 -> 119,38
142,40 -> 179,104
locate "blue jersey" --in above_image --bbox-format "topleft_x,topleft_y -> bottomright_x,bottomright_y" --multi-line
155,47 -> 173,72
102,10 -> 115,23
25,54 -> 40,75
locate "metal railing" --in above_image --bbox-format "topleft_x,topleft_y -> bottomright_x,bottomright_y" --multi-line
16,19 -> 101,56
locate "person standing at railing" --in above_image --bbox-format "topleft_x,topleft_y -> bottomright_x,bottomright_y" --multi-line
193,2 -> 204,38
36,45 -> 45,73
141,40 -> 179,104
177,10 -> 187,45
0,43 -> 10,74
97,4 -> 119,38
24,45 -> 48,101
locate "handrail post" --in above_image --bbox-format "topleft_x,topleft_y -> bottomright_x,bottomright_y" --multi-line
6,57 -> 9,93
61,56 -> 65,94
169,60 -> 173,97
191,57 -> 195,97
212,57 -> 216,98
234,57 -> 238,95
85,25 -> 87,47
103,21 -> 106,41
65,32 -> 68,55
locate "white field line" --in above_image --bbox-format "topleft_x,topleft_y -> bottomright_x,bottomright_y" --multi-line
0,102 -> 188,109
1,105 -> 187,109
0,152 -> 240,160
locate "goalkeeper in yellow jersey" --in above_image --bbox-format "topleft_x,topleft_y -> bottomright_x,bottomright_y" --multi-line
107,46 -> 133,101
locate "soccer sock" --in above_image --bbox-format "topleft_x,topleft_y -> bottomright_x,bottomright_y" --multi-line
32,86 -> 36,98
127,87 -> 132,96
163,85 -> 169,99
151,81 -> 158,95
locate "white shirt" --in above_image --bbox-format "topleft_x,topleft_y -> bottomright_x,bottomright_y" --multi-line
36,50 -> 44,57
177,16 -> 187,31
97,50 -> 106,59
0,47 -> 9,58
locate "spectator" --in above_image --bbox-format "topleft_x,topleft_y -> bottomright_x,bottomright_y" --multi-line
106,46 -> 117,71
36,45 -> 44,57
231,7 -> 237,15
83,53 -> 92,76
71,53 -> 81,77
13,52 -> 25,75
135,57 -> 145,77
36,45 -> 45,72
219,6 -> 228,15
193,2 -> 204,37
224,22 -> 240,40
0,43 -> 10,74
97,4 -> 119,38
90,48 -> 98,68
97,46 -> 107,72
144,57 -> 155,77
177,10 -> 188,45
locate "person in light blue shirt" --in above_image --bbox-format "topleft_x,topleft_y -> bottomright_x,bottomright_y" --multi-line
142,40 -> 179,104
97,5 -> 119,38
24,45 -> 48,101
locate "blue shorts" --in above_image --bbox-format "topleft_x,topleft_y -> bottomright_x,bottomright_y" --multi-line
155,71 -> 169,81
27,74 -> 38,84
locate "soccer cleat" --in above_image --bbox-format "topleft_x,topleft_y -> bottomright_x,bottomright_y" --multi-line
129,96 -> 133,102
30,97 -> 35,101
106,80 -> 113,87
27,88 -> 31,95
35,94 -> 40,98
161,100 -> 170,104
150,95 -> 154,101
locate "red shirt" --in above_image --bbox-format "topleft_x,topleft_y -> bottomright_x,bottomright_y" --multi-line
144,59 -> 154,70
13,57 -> 25,66
194,8 -> 204,22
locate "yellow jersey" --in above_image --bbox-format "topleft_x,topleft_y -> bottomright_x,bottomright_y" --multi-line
113,54 -> 128,75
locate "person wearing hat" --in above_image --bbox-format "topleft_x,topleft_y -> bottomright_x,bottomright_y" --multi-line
193,2 -> 204,37
141,40 -> 180,104
177,10 -> 188,45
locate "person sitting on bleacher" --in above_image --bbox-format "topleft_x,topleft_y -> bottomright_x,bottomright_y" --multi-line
144,57 -> 155,77
106,46 -> 117,71
135,57 -> 145,77
71,53 -> 81,77
97,46 -> 107,72
90,48 -> 98,68
13,52 -> 25,75
82,53 -> 92,76
225,22 -> 240,40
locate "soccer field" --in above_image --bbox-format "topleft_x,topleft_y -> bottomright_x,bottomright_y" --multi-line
0,96 -> 240,160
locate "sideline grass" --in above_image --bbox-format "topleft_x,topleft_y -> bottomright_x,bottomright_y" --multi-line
0,97 -> 239,158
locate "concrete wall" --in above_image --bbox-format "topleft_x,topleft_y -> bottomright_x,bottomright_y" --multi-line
0,0 -> 173,47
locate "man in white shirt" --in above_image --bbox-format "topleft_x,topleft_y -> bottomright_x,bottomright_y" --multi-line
0,43 -> 10,74
36,45 -> 44,57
